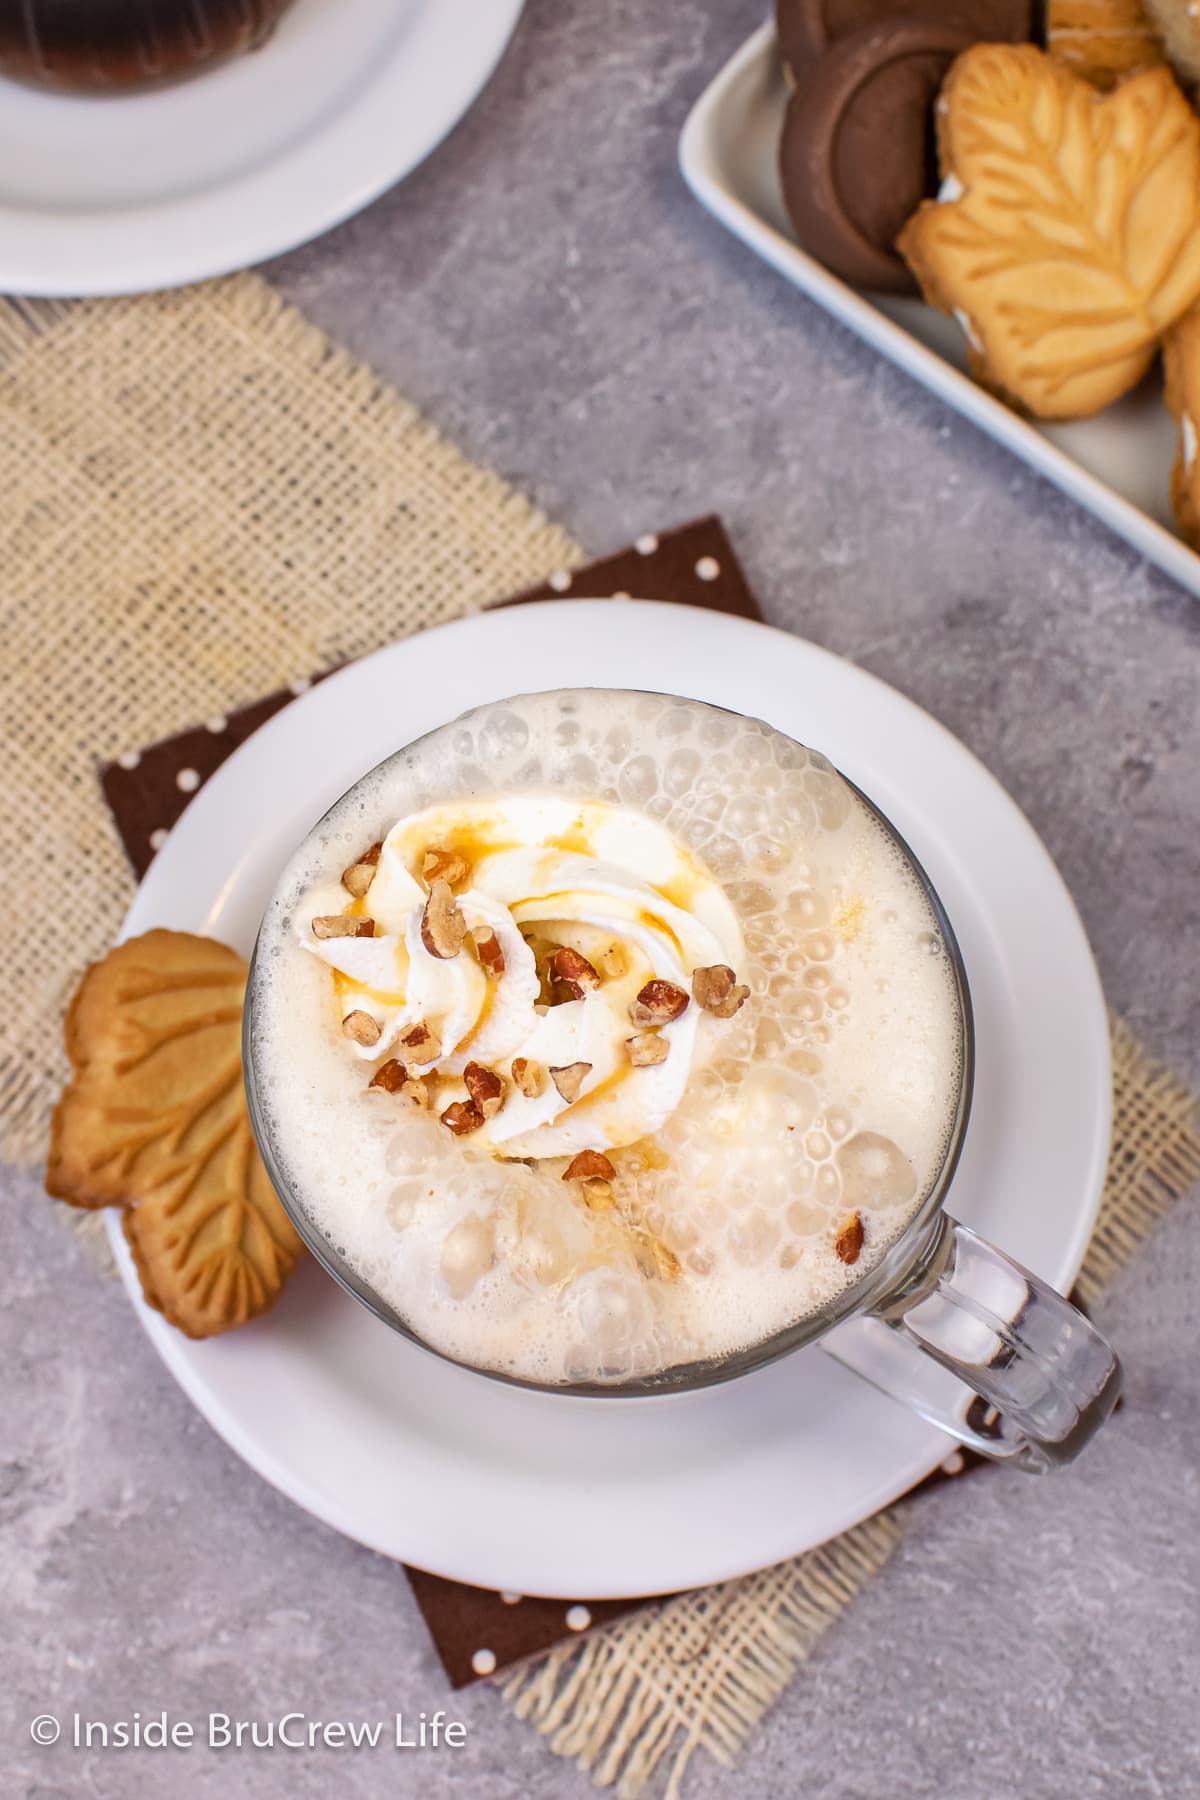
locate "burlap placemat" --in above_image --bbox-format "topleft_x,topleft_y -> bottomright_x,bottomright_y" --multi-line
0,276 -> 579,1164
7,277 -> 1197,1800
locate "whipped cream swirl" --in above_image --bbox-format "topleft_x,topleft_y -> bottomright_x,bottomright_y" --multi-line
299,797 -> 744,1158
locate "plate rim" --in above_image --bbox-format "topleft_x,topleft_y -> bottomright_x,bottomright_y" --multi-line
105,600 -> 1112,1596
0,0 -> 525,297
678,22 -> 1200,603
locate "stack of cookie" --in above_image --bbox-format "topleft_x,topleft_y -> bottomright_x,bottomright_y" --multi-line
776,0 -> 1200,549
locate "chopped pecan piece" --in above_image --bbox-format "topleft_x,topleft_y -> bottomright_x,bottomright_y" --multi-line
633,1232 -> 681,1281
420,879 -> 467,959
549,946 -> 600,998
463,1061 -> 506,1120
370,1066 -> 435,1109
342,1010 -> 381,1047
549,1061 -> 591,1104
369,1059 -> 408,1093
511,1056 -> 547,1098
692,963 -> 750,1018
651,1238 -> 682,1281
562,1149 -> 616,1183
312,914 -> 375,940
399,1020 -> 442,1063
625,1030 -> 669,1068
341,840 -> 383,898
422,845 -> 470,888
441,1100 -> 484,1136
834,1212 -> 865,1265
628,979 -> 689,1028
399,1075 -> 434,1110
474,929 -> 506,979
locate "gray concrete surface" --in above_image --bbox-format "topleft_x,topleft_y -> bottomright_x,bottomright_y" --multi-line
4,2 -> 1198,1796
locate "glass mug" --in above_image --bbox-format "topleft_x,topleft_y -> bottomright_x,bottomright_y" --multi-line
244,691 -> 1121,1473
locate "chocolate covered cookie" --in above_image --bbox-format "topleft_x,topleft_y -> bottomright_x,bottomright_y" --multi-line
776,1 -> 1034,292
776,0 -> 1032,75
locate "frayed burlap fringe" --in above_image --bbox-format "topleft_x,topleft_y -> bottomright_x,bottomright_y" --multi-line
0,277 -> 580,1165
56,1200 -> 116,1274
1074,1016 -> 1200,1307
0,295 -> 73,360
502,1515 -> 902,1800
499,1013 -> 1198,1799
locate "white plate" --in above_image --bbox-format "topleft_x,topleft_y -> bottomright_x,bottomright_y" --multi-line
109,601 -> 1110,1598
679,24 -> 1200,601
0,0 -> 524,297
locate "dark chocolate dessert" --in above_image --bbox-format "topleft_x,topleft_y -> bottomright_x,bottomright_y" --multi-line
0,0 -> 295,92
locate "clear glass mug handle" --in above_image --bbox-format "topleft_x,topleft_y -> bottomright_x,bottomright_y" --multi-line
822,1212 -> 1122,1472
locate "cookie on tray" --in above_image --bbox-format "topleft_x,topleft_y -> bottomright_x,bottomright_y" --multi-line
1163,304 -> 1200,547
898,44 -> 1200,418
48,930 -> 304,1338
1046,0 -> 1163,89
775,0 -> 1031,75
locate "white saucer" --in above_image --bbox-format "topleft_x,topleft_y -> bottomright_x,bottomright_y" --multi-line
0,0 -> 525,297
110,601 -> 1110,1598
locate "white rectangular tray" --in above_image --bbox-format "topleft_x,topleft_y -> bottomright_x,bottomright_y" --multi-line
679,23 -> 1200,599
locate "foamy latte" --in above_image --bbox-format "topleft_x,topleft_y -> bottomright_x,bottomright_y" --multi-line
249,689 -> 964,1386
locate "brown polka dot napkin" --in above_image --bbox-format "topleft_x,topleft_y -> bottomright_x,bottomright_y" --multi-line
99,513 -> 782,1683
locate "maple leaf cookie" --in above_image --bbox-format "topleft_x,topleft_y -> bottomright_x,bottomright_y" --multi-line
48,930 -> 304,1338
1163,303 -> 1200,548
898,44 -> 1200,419
1047,0 -> 1163,90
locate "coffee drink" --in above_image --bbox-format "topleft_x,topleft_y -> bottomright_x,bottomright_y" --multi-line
249,689 -> 964,1386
